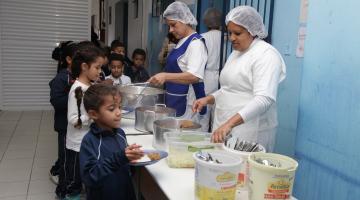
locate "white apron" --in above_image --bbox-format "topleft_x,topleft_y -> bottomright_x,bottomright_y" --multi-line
213,39 -> 285,152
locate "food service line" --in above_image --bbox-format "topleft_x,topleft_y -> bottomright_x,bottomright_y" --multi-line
123,118 -> 297,200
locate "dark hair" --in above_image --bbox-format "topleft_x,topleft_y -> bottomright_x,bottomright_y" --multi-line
52,41 -> 78,73
103,46 -> 111,57
132,48 -> 146,59
84,84 -> 120,112
74,86 -> 84,128
71,41 -> 104,78
203,8 -> 222,30
110,40 -> 125,51
108,53 -> 124,64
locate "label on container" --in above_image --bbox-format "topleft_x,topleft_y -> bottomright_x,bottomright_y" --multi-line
264,180 -> 291,199
195,183 -> 236,200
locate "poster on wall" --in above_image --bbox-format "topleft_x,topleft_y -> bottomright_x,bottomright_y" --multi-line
297,0 -> 308,58
296,26 -> 306,58
299,0 -> 309,23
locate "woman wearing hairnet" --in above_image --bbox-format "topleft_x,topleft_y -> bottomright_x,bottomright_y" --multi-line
148,2 -> 209,131
193,6 -> 286,151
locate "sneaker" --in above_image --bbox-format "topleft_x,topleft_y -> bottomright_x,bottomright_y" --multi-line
63,194 -> 81,200
49,171 -> 59,185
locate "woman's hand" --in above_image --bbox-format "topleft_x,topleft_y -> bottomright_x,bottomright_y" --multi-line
211,122 -> 232,143
148,73 -> 167,86
211,113 -> 244,143
192,96 -> 215,113
125,144 -> 144,161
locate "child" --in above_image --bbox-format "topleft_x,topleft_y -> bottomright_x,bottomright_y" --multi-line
99,46 -> 111,81
64,42 -> 104,200
110,39 -> 132,67
80,84 -> 144,200
125,48 -> 150,83
49,41 -> 77,198
106,53 -> 131,85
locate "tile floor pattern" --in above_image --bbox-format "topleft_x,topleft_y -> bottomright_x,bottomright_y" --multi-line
0,110 -> 72,200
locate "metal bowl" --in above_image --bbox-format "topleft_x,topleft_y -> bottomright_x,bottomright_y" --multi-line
135,104 -> 176,132
118,83 -> 165,119
152,118 -> 202,150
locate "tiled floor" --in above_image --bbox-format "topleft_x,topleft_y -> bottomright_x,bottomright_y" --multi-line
0,111 -> 59,200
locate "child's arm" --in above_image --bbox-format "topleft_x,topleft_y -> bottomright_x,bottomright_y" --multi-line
67,87 -> 90,126
79,136 -> 130,187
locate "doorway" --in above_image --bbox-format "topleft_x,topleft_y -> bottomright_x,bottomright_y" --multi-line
115,0 -> 128,48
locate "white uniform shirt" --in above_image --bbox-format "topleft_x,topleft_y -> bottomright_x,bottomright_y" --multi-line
106,74 -> 131,85
176,33 -> 208,106
201,30 -> 221,94
201,30 -> 221,71
211,39 -> 286,151
66,80 -> 90,152
212,38 -> 286,107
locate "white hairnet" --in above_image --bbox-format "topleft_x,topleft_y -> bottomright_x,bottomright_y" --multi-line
203,8 -> 222,29
225,6 -> 267,39
163,1 -> 197,26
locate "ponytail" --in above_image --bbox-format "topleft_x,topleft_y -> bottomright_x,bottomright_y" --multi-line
74,86 -> 84,129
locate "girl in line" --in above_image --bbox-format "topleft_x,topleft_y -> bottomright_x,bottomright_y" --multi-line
64,42 -> 104,200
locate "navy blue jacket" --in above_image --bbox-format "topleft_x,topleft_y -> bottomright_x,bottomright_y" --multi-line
80,123 -> 136,200
124,65 -> 150,83
49,68 -> 74,132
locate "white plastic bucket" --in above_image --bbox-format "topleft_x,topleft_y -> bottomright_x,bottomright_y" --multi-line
223,142 -> 266,190
193,151 -> 242,200
248,152 -> 298,200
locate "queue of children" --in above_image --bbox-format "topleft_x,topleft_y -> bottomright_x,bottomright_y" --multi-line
49,39 -> 149,200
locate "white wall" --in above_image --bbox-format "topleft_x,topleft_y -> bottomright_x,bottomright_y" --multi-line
106,0 -> 121,46
91,0 -> 100,32
126,0 -> 143,58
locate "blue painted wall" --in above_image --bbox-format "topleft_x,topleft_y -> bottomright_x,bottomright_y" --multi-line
271,1 -> 303,156
293,0 -> 360,199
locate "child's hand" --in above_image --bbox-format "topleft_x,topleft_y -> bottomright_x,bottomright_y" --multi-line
101,79 -> 114,85
125,144 -> 144,161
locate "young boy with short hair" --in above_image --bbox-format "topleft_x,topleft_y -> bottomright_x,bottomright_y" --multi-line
80,84 -> 144,200
105,53 -> 131,85
110,40 -> 132,66
125,48 -> 150,83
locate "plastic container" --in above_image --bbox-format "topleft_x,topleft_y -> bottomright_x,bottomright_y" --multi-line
223,139 -> 266,191
164,131 -> 218,168
153,118 -> 201,150
248,152 -> 298,200
193,150 -> 243,200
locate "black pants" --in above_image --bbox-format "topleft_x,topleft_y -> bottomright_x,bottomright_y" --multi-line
50,131 -> 66,175
50,131 -> 67,198
64,148 -> 82,197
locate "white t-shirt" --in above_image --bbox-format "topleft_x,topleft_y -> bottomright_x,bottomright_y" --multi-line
175,33 -> 208,105
106,74 -> 131,85
66,80 -> 90,152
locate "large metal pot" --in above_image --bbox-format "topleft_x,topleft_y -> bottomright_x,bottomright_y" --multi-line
135,104 -> 176,132
119,83 -> 165,119
153,118 -> 202,150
